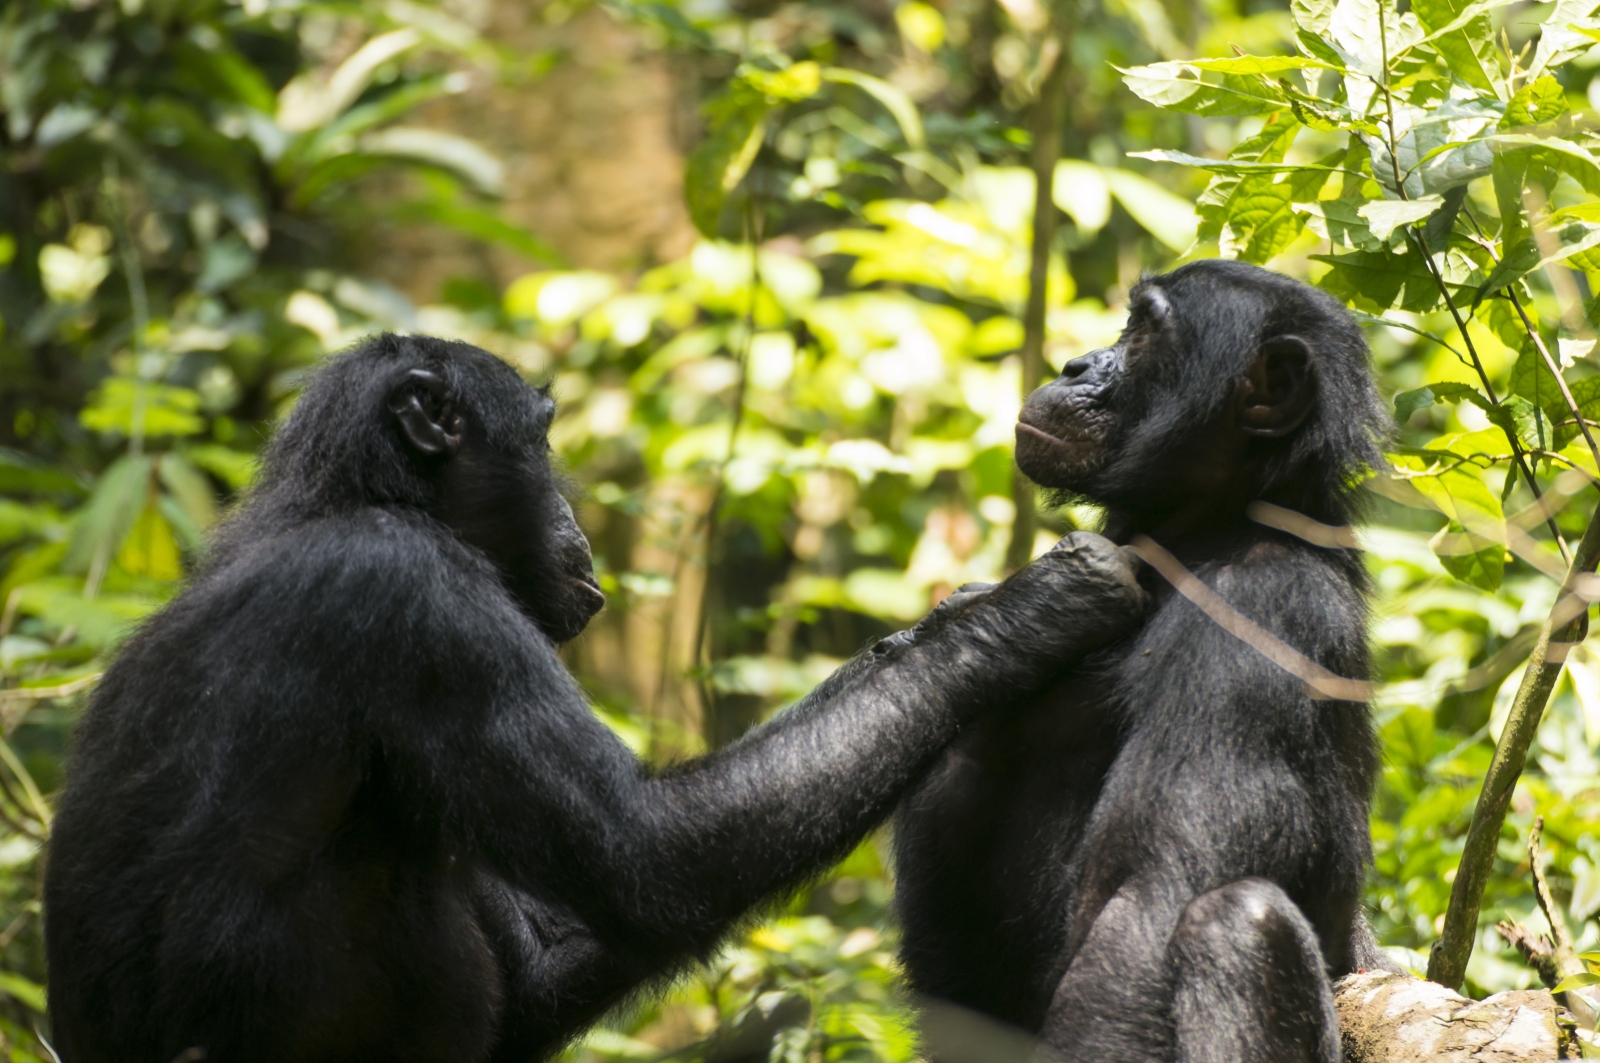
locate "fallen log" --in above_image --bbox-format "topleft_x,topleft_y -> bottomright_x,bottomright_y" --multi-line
1336,970 -> 1578,1061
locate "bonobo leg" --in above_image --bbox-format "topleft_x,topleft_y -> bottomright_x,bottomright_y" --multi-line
1167,880 -> 1339,1063
1038,878 -> 1337,1063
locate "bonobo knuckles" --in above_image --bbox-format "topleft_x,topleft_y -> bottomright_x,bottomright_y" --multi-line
1007,531 -> 1148,643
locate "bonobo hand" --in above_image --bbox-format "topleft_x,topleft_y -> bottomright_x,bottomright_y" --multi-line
877,532 -> 1147,706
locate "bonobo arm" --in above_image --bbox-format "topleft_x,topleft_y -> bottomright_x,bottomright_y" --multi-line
390,532 -> 1143,966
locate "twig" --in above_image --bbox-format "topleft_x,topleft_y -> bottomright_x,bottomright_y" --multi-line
1529,816 -> 1598,1027
0,675 -> 100,703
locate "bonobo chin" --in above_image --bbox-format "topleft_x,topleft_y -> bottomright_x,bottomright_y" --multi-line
43,332 -> 1145,1063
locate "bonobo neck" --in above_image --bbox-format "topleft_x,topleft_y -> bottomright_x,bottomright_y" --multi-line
1102,501 -> 1254,560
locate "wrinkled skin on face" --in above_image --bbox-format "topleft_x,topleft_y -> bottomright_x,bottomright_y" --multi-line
389,369 -> 605,643
1014,280 -> 1317,508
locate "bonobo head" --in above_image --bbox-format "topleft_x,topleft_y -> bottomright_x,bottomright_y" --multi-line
1014,260 -> 1387,527
232,334 -> 604,643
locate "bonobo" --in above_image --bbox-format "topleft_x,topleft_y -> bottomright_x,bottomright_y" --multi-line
894,260 -> 1392,1063
43,334 -> 1145,1063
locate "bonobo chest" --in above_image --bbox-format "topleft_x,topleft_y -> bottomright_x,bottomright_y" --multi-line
893,661 -> 1125,1028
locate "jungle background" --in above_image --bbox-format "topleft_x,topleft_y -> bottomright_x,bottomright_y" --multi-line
7,0 -> 1600,1056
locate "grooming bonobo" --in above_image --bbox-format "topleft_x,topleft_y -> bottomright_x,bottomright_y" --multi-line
895,260 -> 1393,1063
43,335 -> 1145,1063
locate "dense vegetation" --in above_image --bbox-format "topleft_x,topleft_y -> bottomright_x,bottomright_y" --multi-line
7,0 -> 1600,1056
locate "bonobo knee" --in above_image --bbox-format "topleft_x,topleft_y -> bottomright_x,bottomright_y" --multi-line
1170,879 -> 1306,961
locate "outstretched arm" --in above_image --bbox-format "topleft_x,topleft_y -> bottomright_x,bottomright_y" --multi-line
396,533 -> 1145,966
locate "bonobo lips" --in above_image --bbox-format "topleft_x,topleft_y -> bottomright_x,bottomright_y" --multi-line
1013,408 -> 1109,486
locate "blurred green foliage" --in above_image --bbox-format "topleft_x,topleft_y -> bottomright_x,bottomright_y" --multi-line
6,0 -> 1600,1057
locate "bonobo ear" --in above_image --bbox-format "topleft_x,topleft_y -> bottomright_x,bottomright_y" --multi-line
387,369 -> 463,456
1238,335 -> 1317,438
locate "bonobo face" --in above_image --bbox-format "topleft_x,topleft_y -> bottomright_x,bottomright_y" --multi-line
1014,286 -> 1172,491
388,366 -> 605,643
1014,274 -> 1317,505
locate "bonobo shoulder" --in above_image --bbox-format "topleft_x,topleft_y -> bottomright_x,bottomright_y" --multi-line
205,508 -> 537,657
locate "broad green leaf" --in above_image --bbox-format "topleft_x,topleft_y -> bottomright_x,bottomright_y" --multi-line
1473,238 -> 1540,305
117,503 -> 182,580
1184,55 -> 1339,74
156,454 -> 218,529
62,455 -> 154,576
1128,149 -> 1348,177
0,972 -> 45,1013
1410,0 -> 1500,91
1119,63 -> 1290,116
1500,76 -> 1567,128
1358,196 -> 1445,242
686,95 -> 768,238
1394,382 -> 1489,422
1431,520 -> 1504,589
1312,249 -> 1445,312
181,445 -> 257,491
80,379 -> 205,440
276,28 -> 423,132
0,449 -> 86,496
821,68 -> 923,150
357,128 -> 504,196
1492,134 -> 1600,196
1531,0 -> 1600,76
1555,971 -> 1600,993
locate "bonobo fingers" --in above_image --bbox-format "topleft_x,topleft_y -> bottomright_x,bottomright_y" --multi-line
983,531 -> 1149,661
873,583 -> 1000,656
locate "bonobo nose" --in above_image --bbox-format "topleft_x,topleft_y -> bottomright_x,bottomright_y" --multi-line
1058,348 -> 1115,383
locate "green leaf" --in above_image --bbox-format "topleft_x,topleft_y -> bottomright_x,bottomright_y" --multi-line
156,453 -> 218,529
685,96 -> 769,238
1500,76 -> 1567,129
1358,196 -> 1445,242
1431,520 -> 1504,589
1394,382 -> 1489,422
1411,0 -> 1500,90
1531,0 -> 1600,76
821,68 -> 923,150
79,380 -> 205,439
1119,63 -> 1290,116
1555,971 -> 1600,993
1312,249 -> 1445,312
0,449 -> 86,496
1472,238 -> 1540,306
0,971 -> 46,1013
62,455 -> 154,576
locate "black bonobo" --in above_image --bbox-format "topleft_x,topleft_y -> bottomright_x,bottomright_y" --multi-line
43,334 -> 1146,1063
894,260 -> 1394,1063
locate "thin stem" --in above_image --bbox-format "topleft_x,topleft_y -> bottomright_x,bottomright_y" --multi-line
1404,230 -> 1571,563
1006,23 -> 1071,573
692,205 -> 762,742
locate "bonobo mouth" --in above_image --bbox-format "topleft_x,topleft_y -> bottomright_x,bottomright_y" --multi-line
1013,416 -> 1106,484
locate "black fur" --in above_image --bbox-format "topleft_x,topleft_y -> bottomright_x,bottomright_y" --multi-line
895,260 -> 1394,1063
43,334 -> 1147,1063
